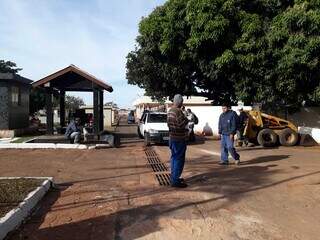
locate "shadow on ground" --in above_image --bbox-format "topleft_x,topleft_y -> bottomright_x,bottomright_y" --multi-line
8,147 -> 320,240
10,166 -> 320,240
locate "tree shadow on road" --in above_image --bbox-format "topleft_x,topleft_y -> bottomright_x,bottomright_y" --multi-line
8,149 -> 320,240
241,155 -> 290,165
8,187 -> 61,240
237,146 -> 279,152
10,167 -> 320,240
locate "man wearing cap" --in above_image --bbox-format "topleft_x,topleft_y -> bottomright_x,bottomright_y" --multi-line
167,94 -> 189,188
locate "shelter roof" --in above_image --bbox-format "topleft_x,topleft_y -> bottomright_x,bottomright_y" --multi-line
32,65 -> 113,92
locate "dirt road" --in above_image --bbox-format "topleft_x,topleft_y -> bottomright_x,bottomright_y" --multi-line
1,123 -> 319,240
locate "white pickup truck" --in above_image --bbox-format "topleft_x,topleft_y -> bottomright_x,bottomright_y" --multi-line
137,112 -> 169,146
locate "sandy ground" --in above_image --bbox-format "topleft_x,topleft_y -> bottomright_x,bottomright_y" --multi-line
0,123 -> 319,240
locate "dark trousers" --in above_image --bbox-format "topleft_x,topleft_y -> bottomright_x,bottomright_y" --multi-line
221,134 -> 240,162
169,139 -> 187,185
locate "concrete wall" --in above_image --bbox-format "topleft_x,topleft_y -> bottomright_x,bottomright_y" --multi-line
38,108 -> 117,128
38,110 -> 60,125
8,83 -> 30,129
0,82 -> 9,129
311,128 -> 320,143
82,108 -> 114,127
193,106 -> 252,136
187,106 -> 319,140
167,105 -> 252,136
135,104 -> 251,136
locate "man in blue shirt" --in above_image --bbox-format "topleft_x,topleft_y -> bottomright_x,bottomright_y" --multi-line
218,104 -> 240,165
65,118 -> 81,144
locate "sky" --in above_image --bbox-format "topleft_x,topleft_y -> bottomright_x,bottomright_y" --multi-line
0,0 -> 166,108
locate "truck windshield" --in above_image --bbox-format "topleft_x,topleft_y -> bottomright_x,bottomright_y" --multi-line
148,114 -> 167,123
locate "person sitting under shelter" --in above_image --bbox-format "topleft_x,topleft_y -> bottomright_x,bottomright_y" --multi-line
65,118 -> 82,144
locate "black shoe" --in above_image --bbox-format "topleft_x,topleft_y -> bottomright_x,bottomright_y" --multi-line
218,161 -> 229,165
171,182 -> 188,188
179,178 -> 185,183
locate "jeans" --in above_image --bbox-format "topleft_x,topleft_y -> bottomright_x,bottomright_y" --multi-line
221,134 -> 240,162
70,132 -> 81,144
169,139 -> 187,185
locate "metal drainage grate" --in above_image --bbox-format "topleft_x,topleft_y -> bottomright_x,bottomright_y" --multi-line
145,147 -> 171,186
155,173 -> 171,186
149,162 -> 168,172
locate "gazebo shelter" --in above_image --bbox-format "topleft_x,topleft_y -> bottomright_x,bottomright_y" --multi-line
32,65 -> 113,135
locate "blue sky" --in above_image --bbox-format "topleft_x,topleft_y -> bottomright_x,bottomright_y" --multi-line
0,0 -> 166,108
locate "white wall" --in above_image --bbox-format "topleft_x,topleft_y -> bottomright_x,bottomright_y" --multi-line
312,128 -> 320,143
299,126 -> 320,144
176,106 -> 252,136
83,108 -> 113,127
136,103 -> 253,136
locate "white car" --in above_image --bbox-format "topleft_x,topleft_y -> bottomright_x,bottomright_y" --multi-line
137,112 -> 169,146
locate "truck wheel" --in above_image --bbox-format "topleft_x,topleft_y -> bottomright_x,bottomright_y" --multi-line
144,132 -> 151,146
137,126 -> 143,139
257,129 -> 278,147
279,128 -> 298,146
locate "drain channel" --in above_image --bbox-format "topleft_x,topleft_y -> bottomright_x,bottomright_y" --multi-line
155,173 -> 171,186
145,147 -> 171,186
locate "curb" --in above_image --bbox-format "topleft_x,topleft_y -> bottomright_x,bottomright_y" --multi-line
0,143 -> 112,150
0,177 -> 53,240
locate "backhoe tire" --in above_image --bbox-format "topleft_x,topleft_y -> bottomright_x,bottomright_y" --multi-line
279,128 -> 299,146
257,129 -> 278,147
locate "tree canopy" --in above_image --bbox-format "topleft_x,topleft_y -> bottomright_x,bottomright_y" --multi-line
65,95 -> 85,112
0,60 -> 22,73
126,0 -> 320,108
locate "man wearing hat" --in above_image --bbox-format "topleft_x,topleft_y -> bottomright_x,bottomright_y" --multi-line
167,94 -> 189,188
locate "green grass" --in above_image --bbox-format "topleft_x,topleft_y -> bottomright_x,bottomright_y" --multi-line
0,178 -> 43,218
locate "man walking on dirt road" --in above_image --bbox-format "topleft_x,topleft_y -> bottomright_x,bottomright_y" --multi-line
218,104 -> 240,165
167,94 -> 189,188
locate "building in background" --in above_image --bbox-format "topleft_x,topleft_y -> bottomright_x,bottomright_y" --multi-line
80,105 -> 118,127
0,73 -> 33,138
133,96 -> 167,120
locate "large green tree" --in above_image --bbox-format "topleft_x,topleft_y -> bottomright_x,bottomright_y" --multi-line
0,60 -> 22,73
268,0 -> 320,107
126,0 -> 320,108
65,95 -> 85,112
30,88 -> 46,114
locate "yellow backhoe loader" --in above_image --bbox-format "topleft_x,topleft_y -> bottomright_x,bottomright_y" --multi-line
243,110 -> 299,147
